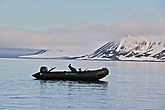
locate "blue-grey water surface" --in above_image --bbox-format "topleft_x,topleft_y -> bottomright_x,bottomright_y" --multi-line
0,58 -> 165,110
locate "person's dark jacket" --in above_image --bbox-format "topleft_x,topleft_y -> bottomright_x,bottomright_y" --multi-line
68,64 -> 77,72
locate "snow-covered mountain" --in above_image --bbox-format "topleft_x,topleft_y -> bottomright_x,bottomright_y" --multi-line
86,36 -> 165,61
0,48 -> 47,58
13,36 -> 165,62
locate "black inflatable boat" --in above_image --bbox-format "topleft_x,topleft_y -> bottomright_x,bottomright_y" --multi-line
32,66 -> 109,81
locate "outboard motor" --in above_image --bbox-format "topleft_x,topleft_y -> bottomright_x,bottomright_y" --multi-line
40,66 -> 48,73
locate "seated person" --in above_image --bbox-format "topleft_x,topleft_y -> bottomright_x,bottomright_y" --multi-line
78,68 -> 82,72
68,64 -> 77,72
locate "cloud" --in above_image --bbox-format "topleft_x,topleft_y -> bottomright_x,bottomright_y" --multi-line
0,19 -> 165,55
0,28 -> 66,48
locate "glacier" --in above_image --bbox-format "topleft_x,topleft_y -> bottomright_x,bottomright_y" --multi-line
0,48 -> 47,58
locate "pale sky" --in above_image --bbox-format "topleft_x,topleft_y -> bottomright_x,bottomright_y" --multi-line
0,0 -> 165,54
0,0 -> 164,29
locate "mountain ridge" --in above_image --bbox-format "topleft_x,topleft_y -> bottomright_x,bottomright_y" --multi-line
84,37 -> 165,61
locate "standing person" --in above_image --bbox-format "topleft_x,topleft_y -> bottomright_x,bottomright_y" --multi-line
68,64 -> 77,72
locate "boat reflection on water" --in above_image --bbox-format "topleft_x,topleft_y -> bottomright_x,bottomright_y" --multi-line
38,80 -> 109,109
39,80 -> 108,88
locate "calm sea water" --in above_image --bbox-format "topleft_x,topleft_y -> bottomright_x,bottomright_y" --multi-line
0,58 -> 165,110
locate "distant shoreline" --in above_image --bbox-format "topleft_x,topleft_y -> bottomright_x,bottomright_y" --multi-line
0,57 -> 165,62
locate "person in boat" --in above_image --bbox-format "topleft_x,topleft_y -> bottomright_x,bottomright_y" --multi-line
79,68 -> 82,72
40,66 -> 56,73
68,64 -> 77,72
